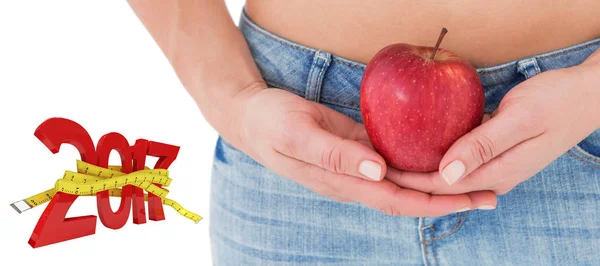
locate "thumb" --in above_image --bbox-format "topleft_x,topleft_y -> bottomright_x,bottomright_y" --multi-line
276,121 -> 387,181
438,111 -> 540,185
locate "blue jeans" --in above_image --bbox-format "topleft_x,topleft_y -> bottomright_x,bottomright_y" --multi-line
209,10 -> 600,266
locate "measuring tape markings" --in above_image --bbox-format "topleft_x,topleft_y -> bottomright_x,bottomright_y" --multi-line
11,160 -> 202,223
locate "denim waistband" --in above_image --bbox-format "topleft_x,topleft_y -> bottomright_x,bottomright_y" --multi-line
239,10 -> 600,110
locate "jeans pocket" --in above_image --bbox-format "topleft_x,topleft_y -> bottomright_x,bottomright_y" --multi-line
571,129 -> 600,167
214,136 -> 261,167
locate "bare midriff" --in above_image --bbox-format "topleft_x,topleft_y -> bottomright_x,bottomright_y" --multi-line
245,0 -> 600,68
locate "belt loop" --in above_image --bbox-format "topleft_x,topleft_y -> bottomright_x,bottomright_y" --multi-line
517,57 -> 542,79
305,50 -> 332,102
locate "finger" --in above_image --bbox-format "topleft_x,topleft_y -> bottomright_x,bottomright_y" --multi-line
386,167 -> 494,197
393,133 -> 549,195
276,120 -> 386,181
452,133 -> 553,195
360,181 -> 498,216
438,107 -> 543,186
387,166 -> 496,196
273,151 -> 498,216
386,168 -> 448,194
462,190 -> 498,210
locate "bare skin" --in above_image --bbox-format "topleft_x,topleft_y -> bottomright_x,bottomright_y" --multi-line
126,1 -> 600,217
246,0 -> 600,67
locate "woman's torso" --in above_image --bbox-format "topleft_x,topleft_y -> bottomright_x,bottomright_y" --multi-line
245,0 -> 600,68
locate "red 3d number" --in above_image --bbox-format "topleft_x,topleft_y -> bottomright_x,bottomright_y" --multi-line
146,141 -> 180,221
131,139 -> 149,224
28,118 -> 180,248
28,118 -> 98,248
95,132 -> 134,229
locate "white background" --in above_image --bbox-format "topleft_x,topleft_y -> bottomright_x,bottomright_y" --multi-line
0,1 -> 245,265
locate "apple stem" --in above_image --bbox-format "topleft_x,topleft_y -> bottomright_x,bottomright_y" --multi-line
430,27 -> 448,60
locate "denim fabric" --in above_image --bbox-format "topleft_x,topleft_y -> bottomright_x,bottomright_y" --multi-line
209,10 -> 600,266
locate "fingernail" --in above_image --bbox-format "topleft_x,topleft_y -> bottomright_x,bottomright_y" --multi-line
442,160 -> 465,185
454,207 -> 470,213
359,160 -> 382,181
477,205 -> 496,210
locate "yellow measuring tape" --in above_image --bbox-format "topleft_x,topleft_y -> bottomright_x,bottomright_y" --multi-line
10,160 -> 202,223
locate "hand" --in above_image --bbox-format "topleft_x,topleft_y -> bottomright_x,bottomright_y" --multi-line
226,84 -> 497,216
387,56 -> 600,196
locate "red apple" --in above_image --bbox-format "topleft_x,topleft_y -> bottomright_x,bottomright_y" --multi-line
360,28 -> 484,172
